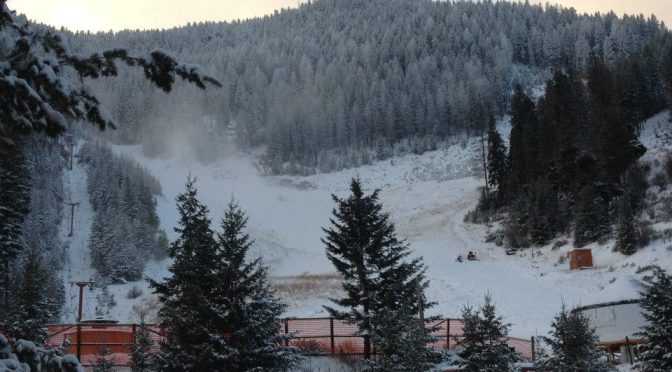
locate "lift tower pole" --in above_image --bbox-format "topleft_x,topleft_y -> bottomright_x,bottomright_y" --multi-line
70,281 -> 94,323
65,202 -> 80,237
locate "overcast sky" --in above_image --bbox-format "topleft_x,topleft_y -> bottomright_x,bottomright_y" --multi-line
6,0 -> 671,32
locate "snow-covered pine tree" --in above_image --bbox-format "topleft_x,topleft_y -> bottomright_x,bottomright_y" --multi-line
635,266 -> 672,371
614,196 -> 637,255
0,0 -> 221,143
1,247 -> 56,343
130,323 -> 154,372
536,304 -> 613,371
0,146 -> 29,312
210,201 -> 297,371
365,302 -> 443,371
83,142 -> 163,282
148,178 -> 226,371
322,178 -> 429,359
457,294 -> 519,371
0,335 -> 85,372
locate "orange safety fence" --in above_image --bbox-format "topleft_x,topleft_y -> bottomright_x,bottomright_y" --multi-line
45,324 -> 163,366
43,318 -> 534,366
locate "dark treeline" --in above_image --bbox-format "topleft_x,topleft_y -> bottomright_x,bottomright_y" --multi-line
63,0 -> 669,173
478,45 -> 672,250
80,142 -> 167,282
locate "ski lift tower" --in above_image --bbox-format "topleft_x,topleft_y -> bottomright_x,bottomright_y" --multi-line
70,281 -> 94,323
64,134 -> 75,170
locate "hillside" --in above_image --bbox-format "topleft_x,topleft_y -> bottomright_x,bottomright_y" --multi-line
56,112 -> 672,340
64,0 -> 669,173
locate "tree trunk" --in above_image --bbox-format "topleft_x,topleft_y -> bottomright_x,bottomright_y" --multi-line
480,119 -> 489,197
3,260 -> 8,310
363,303 -> 371,359
363,334 -> 371,359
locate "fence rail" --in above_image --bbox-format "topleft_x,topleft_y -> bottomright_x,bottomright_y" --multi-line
44,318 -> 534,366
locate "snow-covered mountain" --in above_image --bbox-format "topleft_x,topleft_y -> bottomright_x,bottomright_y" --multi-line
57,112 -> 672,340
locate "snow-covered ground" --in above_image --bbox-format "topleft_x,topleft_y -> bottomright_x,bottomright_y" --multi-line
58,112 -> 672,340
60,143 -> 98,323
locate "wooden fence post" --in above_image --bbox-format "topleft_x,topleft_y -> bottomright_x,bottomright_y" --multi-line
329,317 -> 335,356
76,324 -> 82,362
131,323 -> 137,354
446,319 -> 450,349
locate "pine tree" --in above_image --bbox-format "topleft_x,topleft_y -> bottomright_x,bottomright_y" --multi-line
573,184 -> 609,246
1,247 -> 53,343
0,0 -> 221,143
92,347 -> 114,372
486,115 -> 507,202
0,334 -> 85,372
148,178 -> 225,371
635,267 -> 672,371
150,181 -> 296,371
614,197 -> 637,255
506,85 -> 539,193
458,294 -> 519,371
130,323 -> 154,372
365,306 -> 439,372
0,146 -> 29,312
536,305 -> 613,371
526,180 -> 561,245
322,178 -> 428,359
210,201 -> 297,371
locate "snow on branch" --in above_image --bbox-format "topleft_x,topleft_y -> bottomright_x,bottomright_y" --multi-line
0,0 -> 221,143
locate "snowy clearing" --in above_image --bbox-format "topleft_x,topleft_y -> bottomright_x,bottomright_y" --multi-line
57,113 -> 672,340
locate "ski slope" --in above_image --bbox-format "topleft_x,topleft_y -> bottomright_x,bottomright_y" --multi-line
58,113 -> 672,339
60,143 -> 98,323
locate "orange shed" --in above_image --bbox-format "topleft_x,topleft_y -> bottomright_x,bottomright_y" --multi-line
568,248 -> 593,270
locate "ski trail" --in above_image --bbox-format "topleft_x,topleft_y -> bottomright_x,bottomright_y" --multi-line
60,141 -> 97,323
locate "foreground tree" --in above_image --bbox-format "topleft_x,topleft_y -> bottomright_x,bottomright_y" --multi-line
322,178 -> 429,359
211,201 -> 297,371
458,294 -> 519,371
149,178 -> 225,371
129,323 -> 154,372
536,305 -> 613,371
635,267 -> 672,371
0,0 -> 221,143
0,148 -> 29,312
365,305 -> 441,372
150,180 -> 295,371
92,347 -> 114,372
0,335 -> 84,372
1,247 -> 56,343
